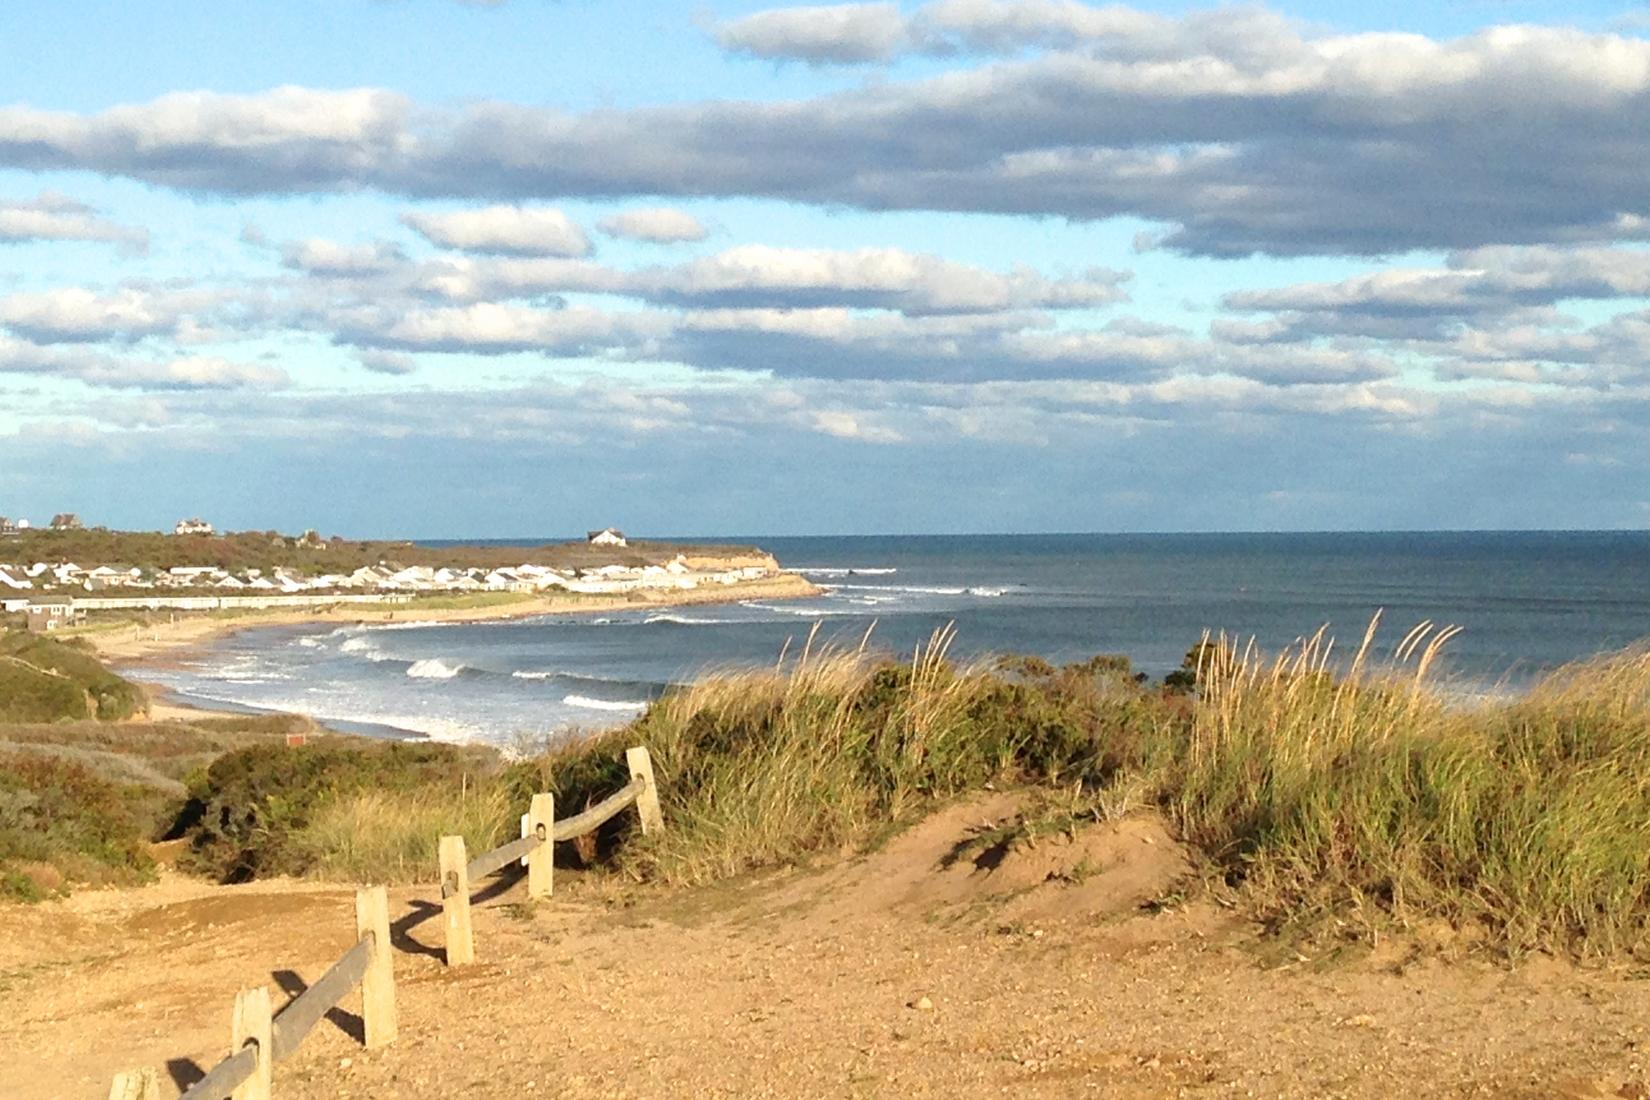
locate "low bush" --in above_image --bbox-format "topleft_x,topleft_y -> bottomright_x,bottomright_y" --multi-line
0,752 -> 157,898
0,631 -> 146,721
180,740 -> 503,882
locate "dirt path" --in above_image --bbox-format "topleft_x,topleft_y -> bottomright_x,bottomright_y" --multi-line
3,801 -> 1647,1099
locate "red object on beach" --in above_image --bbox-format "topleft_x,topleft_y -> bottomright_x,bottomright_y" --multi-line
286,732 -> 307,748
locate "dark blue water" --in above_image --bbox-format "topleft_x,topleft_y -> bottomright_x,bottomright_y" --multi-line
140,532 -> 1650,746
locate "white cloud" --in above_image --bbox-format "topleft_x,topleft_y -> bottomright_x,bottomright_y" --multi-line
332,301 -> 663,354
0,287 -> 189,343
0,192 -> 148,253
0,336 -> 286,390
281,238 -> 407,276
597,207 -> 709,244
7,20 -> 1650,255
810,409 -> 905,442
356,348 -> 417,375
401,205 -> 591,257
716,3 -> 909,63
407,245 -> 1128,314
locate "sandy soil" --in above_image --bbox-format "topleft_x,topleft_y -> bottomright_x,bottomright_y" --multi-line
4,796 -> 1647,1099
81,573 -> 821,666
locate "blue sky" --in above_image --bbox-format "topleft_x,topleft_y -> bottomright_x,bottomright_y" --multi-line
2,0 -> 1649,537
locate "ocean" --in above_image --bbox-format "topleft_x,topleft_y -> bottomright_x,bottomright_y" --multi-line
136,532 -> 1650,747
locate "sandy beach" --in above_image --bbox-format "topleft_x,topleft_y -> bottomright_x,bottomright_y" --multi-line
83,572 -> 819,664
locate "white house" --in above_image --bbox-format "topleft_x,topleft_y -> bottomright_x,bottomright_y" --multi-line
174,518 -> 215,536
587,527 -> 627,547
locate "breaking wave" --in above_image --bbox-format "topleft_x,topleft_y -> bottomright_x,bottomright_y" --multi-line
794,566 -> 897,576
563,694 -> 649,713
406,658 -> 464,679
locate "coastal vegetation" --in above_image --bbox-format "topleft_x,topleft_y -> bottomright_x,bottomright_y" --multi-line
0,632 -> 147,722
4,526 -> 765,575
6,620 -> 1650,961
0,706 -> 313,901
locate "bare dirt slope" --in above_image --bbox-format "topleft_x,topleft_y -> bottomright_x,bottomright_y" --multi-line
4,798 -> 1648,1099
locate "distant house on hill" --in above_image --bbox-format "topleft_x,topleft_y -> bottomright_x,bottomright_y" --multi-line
49,513 -> 82,531
0,517 -> 16,536
25,595 -> 79,633
587,527 -> 627,547
174,517 -> 215,536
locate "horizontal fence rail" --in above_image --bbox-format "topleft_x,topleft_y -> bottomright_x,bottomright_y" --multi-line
147,886 -> 396,1100
176,1045 -> 257,1100
109,745 -> 665,1097
552,776 -> 648,841
439,745 -> 663,966
269,935 -> 373,1062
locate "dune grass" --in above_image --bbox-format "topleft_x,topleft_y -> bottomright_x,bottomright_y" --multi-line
152,615 -> 1650,957
512,618 -> 1650,958
294,783 -> 511,884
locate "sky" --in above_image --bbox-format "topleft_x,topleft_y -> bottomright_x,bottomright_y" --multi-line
2,0 -> 1650,538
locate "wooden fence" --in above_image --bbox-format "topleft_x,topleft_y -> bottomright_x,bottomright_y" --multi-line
106,745 -> 662,1099
438,745 -> 661,965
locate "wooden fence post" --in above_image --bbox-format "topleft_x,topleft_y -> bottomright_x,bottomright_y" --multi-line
526,792 -> 554,899
230,986 -> 272,1100
626,745 -> 664,835
439,835 -> 475,966
107,1067 -> 159,1100
355,885 -> 397,1048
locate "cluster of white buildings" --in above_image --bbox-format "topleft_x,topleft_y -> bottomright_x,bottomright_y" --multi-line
0,554 -> 776,612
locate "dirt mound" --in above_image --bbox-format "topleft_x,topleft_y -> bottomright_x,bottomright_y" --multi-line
782,794 -> 1192,928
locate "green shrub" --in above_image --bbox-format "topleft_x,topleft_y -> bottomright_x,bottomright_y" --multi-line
0,752 -> 157,898
180,741 -> 502,881
0,632 -> 145,721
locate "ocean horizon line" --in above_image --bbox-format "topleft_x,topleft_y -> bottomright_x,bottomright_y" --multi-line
412,527 -> 1650,545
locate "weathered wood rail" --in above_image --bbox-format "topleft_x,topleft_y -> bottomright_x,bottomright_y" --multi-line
439,745 -> 661,966
106,745 -> 665,1098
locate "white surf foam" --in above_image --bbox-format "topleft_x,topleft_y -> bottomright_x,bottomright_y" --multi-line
794,566 -> 897,576
407,658 -> 464,679
562,694 -> 648,713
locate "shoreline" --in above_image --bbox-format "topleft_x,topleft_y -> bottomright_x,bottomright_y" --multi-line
88,572 -> 821,666
89,572 -> 822,726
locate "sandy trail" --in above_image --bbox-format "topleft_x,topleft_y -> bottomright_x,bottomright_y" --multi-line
2,798 -> 1647,1099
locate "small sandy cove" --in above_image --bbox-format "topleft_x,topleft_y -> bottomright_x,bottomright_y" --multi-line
82,572 -> 821,667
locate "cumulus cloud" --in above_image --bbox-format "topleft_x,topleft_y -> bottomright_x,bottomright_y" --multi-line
406,245 -> 1128,314
0,287 -> 194,343
0,335 -> 286,390
281,238 -> 407,276
356,348 -> 418,375
1220,246 -> 1650,369
329,301 -> 663,355
716,3 -> 909,63
597,207 -> 709,244
401,205 -> 591,257
0,192 -> 148,253
7,18 -> 1650,255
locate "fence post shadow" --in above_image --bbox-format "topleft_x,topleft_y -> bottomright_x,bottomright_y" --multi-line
272,968 -> 364,1046
163,1057 -> 205,1093
389,899 -> 445,959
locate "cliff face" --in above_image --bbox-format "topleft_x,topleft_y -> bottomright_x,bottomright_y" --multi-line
676,551 -> 783,574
